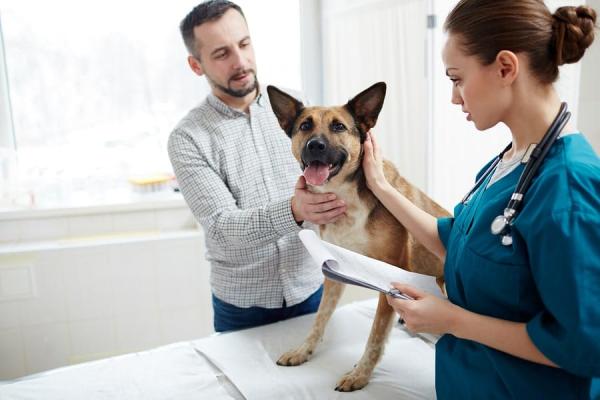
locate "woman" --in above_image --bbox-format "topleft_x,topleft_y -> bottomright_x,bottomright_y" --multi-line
362,1 -> 600,398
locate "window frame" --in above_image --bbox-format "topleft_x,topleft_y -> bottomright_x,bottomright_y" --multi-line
0,12 -> 16,150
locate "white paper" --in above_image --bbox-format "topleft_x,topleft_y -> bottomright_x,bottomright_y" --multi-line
299,230 -> 443,298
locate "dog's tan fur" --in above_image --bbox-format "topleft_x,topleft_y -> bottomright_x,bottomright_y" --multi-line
267,82 -> 450,392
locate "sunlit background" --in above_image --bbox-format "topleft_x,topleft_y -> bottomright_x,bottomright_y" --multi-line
0,0 -> 301,209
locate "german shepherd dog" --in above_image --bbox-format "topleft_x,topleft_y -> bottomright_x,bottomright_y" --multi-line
266,82 -> 451,391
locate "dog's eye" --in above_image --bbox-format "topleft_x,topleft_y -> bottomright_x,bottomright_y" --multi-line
299,120 -> 313,131
331,122 -> 346,132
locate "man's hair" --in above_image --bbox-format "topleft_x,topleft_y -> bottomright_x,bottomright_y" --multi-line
180,0 -> 245,58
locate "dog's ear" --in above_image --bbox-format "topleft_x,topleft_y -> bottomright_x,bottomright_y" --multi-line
345,82 -> 386,141
267,86 -> 305,137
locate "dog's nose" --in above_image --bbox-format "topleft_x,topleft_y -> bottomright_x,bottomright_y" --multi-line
306,137 -> 327,155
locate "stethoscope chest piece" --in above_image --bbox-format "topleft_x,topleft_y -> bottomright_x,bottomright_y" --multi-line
491,215 -> 509,236
501,234 -> 513,246
491,214 -> 514,246
479,102 -> 570,247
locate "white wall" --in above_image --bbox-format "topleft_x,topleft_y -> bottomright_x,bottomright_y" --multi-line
0,204 -> 213,380
240,0 -> 303,91
578,0 -> 600,152
299,0 -> 324,105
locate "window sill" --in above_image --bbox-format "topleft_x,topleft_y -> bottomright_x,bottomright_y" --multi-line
0,228 -> 202,255
0,190 -> 186,221
0,190 -> 198,244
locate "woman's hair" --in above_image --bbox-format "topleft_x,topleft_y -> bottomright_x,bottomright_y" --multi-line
444,0 -> 597,84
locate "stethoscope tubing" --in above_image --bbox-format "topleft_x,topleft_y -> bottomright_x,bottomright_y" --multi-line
503,103 -> 571,217
460,102 -> 571,245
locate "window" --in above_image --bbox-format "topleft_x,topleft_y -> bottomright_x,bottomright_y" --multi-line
0,0 -> 301,209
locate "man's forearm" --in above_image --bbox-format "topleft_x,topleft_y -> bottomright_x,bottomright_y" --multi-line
200,197 -> 299,248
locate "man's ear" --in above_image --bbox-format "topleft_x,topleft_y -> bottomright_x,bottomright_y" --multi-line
495,50 -> 519,86
187,56 -> 204,77
266,86 -> 305,137
345,82 -> 386,140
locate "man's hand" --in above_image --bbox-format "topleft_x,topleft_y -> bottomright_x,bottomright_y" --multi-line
291,176 -> 346,225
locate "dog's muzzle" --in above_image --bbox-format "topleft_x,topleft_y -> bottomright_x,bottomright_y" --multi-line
301,136 -> 346,186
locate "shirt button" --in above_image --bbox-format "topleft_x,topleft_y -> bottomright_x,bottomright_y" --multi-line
281,269 -> 287,273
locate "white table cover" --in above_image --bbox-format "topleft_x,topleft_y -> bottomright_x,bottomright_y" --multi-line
194,298 -> 436,400
0,342 -> 234,400
0,299 -> 436,400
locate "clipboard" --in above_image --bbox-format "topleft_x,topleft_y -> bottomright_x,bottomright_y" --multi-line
298,230 -> 443,300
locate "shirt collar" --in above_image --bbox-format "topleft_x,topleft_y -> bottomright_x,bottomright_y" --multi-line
206,83 -> 266,118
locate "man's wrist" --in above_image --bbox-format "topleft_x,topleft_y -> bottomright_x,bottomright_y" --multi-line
290,196 -> 304,225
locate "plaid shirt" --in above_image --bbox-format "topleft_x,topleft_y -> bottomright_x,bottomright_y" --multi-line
168,89 -> 322,308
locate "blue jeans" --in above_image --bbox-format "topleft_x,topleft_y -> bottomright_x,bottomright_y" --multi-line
212,285 -> 323,332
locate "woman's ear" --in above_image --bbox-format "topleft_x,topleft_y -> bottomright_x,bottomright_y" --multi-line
495,50 -> 519,86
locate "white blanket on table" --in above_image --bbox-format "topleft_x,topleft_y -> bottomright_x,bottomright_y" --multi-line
0,342 -> 234,400
0,299 -> 436,400
193,298 -> 436,400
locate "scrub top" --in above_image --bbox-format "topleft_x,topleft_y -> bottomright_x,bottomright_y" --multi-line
435,134 -> 600,399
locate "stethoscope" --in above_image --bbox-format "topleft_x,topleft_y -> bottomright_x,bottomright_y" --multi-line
461,102 -> 571,246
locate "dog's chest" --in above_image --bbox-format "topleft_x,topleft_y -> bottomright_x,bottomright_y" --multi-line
319,186 -> 371,255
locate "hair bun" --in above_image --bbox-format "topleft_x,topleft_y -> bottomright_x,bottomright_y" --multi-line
552,5 -> 597,65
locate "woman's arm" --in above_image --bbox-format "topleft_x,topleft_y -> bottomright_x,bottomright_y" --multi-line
363,132 -> 446,260
451,304 -> 557,367
387,283 -> 558,368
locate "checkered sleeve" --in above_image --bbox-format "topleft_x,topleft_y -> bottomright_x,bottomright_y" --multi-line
168,129 -> 300,249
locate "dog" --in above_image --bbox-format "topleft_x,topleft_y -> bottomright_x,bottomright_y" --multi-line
266,82 -> 450,392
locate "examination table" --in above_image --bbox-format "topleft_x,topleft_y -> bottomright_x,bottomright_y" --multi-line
0,298 -> 436,399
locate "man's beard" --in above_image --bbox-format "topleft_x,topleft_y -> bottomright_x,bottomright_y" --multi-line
208,70 -> 258,98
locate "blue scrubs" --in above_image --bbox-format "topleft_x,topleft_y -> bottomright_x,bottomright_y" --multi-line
435,134 -> 600,399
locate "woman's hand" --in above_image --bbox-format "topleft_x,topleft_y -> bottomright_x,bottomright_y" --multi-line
386,282 -> 462,336
388,285 -> 559,367
362,130 -> 390,194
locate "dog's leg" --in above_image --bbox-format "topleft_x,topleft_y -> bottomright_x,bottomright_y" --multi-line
277,278 -> 344,366
335,293 -> 395,391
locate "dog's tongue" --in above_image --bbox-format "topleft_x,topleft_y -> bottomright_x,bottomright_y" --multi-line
304,163 -> 330,186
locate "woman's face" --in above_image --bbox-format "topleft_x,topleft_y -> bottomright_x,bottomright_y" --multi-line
442,34 -> 508,131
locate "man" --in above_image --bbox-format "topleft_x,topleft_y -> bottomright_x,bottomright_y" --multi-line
168,0 -> 346,332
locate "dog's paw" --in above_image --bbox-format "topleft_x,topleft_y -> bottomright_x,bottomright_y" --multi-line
276,345 -> 313,366
334,369 -> 370,392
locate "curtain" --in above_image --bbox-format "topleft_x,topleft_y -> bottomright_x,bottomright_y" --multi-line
321,0 -> 428,190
